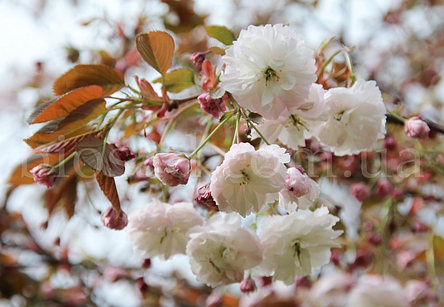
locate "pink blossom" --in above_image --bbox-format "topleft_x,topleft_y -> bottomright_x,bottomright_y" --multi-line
30,165 -> 56,188
350,183 -> 371,202
197,93 -> 226,119
101,207 -> 128,230
404,117 -> 430,139
153,153 -> 191,186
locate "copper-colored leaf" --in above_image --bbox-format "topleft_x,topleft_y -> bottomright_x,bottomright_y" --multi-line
26,99 -> 106,148
76,136 -> 125,177
30,86 -> 103,124
61,176 -> 78,218
136,31 -> 175,75
44,165 -> 78,217
96,172 -> 121,214
53,64 -> 125,96
34,135 -> 86,155
8,155 -> 60,185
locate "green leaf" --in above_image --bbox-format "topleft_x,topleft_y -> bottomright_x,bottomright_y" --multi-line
29,86 -> 103,124
153,68 -> 195,93
204,25 -> 235,45
209,87 -> 226,99
136,31 -> 175,76
53,64 -> 125,96
209,46 -> 226,55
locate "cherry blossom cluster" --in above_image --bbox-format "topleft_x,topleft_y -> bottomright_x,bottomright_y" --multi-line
121,22 -> 437,293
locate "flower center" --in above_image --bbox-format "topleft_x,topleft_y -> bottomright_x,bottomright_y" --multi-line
263,66 -> 279,84
334,110 -> 345,121
240,169 -> 250,185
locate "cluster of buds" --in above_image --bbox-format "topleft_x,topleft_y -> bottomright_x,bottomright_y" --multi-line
197,93 -> 226,119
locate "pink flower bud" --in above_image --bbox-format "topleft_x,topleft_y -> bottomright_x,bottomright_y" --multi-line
294,165 -> 306,175
206,294 -> 223,307
117,146 -> 135,161
153,153 -> 191,186
197,93 -> 226,119
350,183 -> 371,202
190,52 -> 206,71
295,276 -> 312,288
284,167 -> 311,197
367,233 -> 383,246
195,184 -> 219,211
374,179 -> 394,199
352,250 -> 372,269
257,276 -> 273,287
136,277 -> 150,298
30,165 -> 56,188
404,117 -> 430,139
383,137 -> 397,150
101,207 -> 128,230
240,277 -> 256,293
104,266 -> 129,283
142,258 -> 151,269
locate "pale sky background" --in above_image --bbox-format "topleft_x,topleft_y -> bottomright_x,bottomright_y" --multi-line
1,0 -> 439,306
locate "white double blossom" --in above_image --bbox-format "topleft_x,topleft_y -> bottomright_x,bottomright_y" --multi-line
210,143 -> 289,217
314,79 -> 386,156
259,207 -> 342,285
252,83 -> 329,148
221,24 -> 317,119
126,200 -> 204,260
186,213 -> 263,287
279,167 -> 320,211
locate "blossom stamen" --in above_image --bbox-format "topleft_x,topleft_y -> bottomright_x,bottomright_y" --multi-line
263,66 -> 279,84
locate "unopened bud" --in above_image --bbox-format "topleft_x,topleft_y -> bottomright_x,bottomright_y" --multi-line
153,153 -> 191,186
295,276 -> 312,288
367,233 -> 383,246
101,207 -> 128,230
142,258 -> 151,269
240,277 -> 256,293
404,117 -> 430,139
258,276 -> 273,287
206,294 -> 223,307
350,183 -> 371,202
383,137 -> 397,150
195,184 -> 219,211
136,277 -> 149,298
190,52 -> 206,71
104,266 -> 129,283
197,93 -> 226,119
30,165 -> 56,188
374,179 -> 394,199
284,167 -> 311,197
352,250 -> 372,269
294,165 -> 306,175
117,146 -> 135,161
